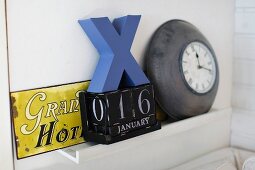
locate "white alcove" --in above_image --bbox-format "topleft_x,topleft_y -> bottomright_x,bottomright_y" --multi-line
0,0 -> 235,169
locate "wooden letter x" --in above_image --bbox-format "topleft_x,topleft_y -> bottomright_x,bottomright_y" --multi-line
79,15 -> 150,93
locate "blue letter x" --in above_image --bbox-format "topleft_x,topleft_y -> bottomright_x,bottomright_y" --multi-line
79,15 -> 150,93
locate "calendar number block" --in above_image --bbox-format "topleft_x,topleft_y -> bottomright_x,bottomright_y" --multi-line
79,84 -> 161,144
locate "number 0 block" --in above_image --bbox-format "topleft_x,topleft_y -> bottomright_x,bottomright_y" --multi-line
79,84 -> 161,144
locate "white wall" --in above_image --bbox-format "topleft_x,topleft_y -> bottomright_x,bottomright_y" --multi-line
4,0 -> 234,169
0,0 -> 14,169
7,0 -> 233,110
231,0 -> 255,150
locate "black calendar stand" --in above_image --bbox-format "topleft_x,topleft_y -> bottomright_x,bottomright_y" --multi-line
79,84 -> 161,144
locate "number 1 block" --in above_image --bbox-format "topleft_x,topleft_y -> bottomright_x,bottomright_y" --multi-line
79,84 -> 161,144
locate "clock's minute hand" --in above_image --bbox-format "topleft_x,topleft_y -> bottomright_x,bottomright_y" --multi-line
199,65 -> 212,72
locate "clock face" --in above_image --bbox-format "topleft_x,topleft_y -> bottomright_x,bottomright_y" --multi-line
180,42 -> 217,94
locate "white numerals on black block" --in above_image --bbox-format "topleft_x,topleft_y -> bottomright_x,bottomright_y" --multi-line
84,84 -> 156,137
106,90 -> 133,126
132,85 -> 155,119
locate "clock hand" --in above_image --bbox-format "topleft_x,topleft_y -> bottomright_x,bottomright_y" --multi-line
196,53 -> 201,67
196,53 -> 211,72
200,65 -> 212,72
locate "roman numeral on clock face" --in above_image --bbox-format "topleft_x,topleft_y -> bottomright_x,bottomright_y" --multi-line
202,83 -> 205,90
196,83 -> 198,90
191,45 -> 195,52
188,78 -> 193,85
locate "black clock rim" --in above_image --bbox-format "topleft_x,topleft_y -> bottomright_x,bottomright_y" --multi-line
179,40 -> 218,96
145,19 -> 219,120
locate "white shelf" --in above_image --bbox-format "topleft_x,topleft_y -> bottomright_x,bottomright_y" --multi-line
58,108 -> 231,169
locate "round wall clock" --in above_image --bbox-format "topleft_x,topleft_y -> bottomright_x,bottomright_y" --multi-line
146,20 -> 219,120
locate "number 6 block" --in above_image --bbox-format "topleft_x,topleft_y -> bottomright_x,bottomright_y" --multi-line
79,84 -> 161,144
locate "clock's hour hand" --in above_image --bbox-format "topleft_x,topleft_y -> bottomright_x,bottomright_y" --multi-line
196,53 -> 201,67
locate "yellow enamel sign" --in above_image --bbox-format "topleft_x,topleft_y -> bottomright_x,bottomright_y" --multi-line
11,81 -> 89,159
